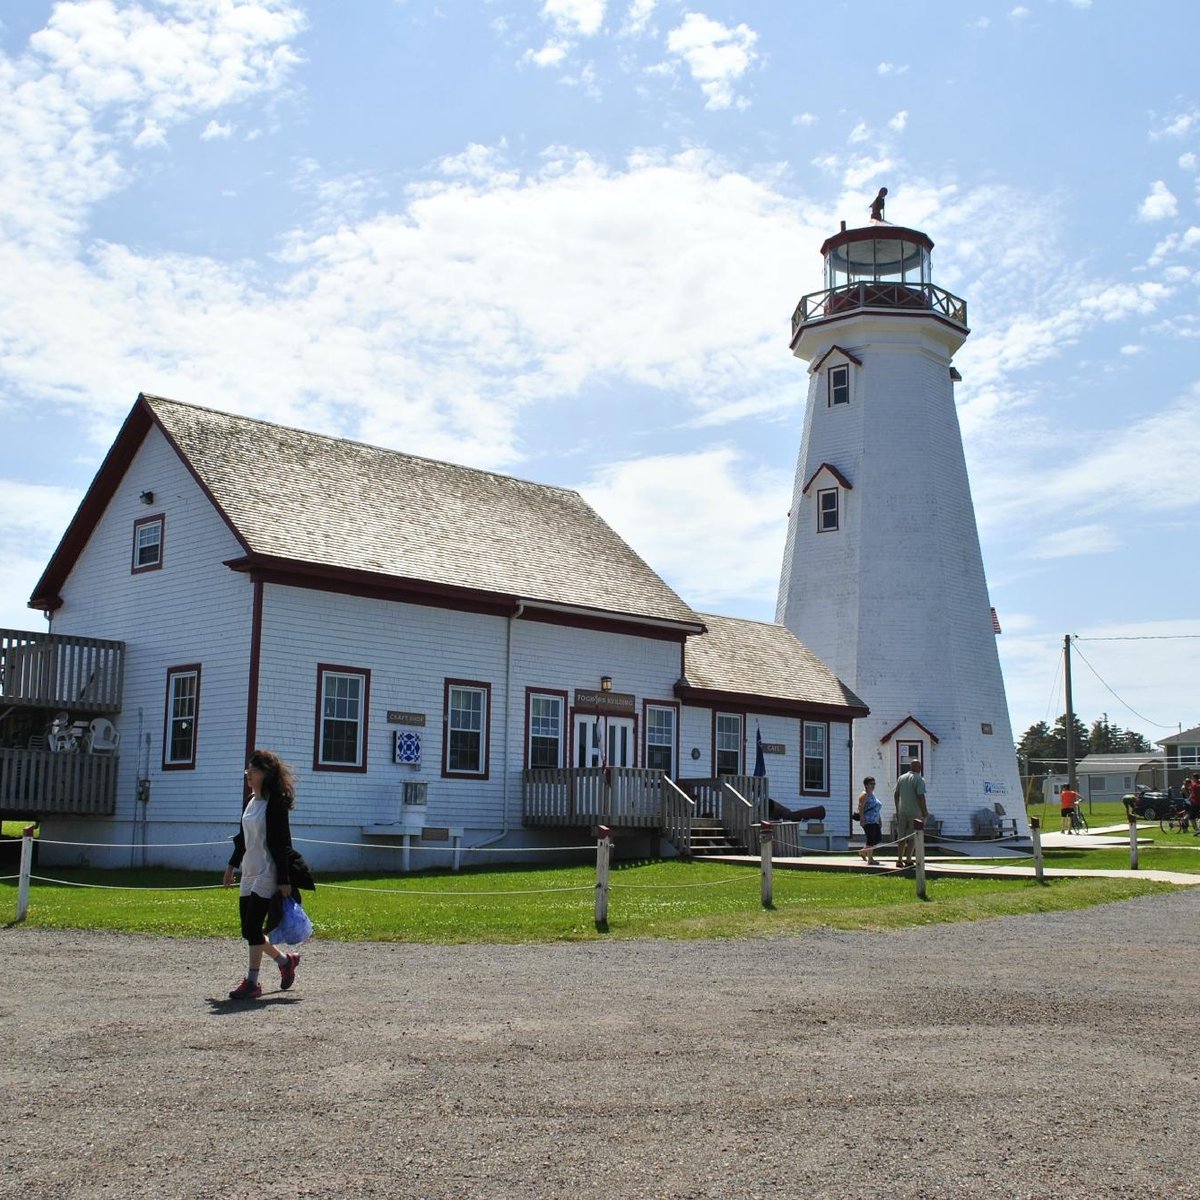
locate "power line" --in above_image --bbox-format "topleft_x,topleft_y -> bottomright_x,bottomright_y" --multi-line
1075,635 -> 1200,642
1069,640 -> 1175,729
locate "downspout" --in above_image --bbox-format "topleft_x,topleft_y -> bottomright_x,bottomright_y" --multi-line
473,601 -> 524,850
847,721 -> 855,833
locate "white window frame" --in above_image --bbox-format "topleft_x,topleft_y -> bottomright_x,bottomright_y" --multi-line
163,665 -> 200,769
528,691 -> 565,769
445,681 -> 490,777
645,704 -> 677,774
817,487 -> 839,532
828,363 -> 850,406
715,712 -> 743,776
801,720 -> 828,795
315,666 -> 369,770
131,514 -> 165,573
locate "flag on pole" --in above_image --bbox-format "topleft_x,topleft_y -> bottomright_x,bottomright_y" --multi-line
754,724 -> 767,777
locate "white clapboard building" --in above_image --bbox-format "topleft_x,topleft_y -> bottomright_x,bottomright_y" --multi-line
777,219 -> 1026,839
5,394 -> 867,869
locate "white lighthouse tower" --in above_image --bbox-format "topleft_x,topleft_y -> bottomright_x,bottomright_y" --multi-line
776,212 -> 1025,838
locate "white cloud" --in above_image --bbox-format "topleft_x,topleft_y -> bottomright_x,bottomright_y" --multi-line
1180,152 -> 1198,172
620,0 -> 656,36
523,40 -> 570,67
201,119 -> 233,140
1009,6 -> 1030,17
888,110 -> 908,132
1028,524 -> 1119,560
1138,180 -> 1178,222
542,0 -> 606,37
665,12 -> 758,111
132,118 -> 167,148
582,448 -> 789,609
847,121 -> 869,144
1151,107 -> 1199,140
877,62 -> 908,75
792,112 -> 817,127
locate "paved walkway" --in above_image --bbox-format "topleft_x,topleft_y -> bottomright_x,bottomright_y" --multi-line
712,821 -> 1200,887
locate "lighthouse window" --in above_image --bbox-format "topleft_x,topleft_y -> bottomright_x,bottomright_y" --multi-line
828,365 -> 850,406
817,488 -> 839,532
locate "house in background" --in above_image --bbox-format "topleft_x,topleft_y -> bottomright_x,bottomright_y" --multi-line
1068,752 -> 1167,805
1157,726 -> 1200,783
3,394 -> 867,870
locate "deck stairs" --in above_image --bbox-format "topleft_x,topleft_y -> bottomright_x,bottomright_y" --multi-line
688,817 -> 743,858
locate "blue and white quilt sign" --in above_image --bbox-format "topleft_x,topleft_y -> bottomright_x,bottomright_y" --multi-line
394,730 -> 422,765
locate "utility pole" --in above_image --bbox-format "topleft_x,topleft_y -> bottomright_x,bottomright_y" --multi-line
1064,634 -> 1077,792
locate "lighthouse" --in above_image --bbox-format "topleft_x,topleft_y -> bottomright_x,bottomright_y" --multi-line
776,211 -> 1025,838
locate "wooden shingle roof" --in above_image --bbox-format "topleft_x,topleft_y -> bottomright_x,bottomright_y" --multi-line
32,394 -> 704,631
678,613 -> 868,717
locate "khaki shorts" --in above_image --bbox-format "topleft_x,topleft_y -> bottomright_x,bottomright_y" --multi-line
896,812 -> 917,843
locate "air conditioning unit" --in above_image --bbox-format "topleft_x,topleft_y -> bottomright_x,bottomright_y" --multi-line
403,781 -> 428,807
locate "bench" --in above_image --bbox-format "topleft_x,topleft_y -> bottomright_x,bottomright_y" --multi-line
362,823 -> 465,871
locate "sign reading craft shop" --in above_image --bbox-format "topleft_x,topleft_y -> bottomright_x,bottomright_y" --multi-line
574,689 -> 636,714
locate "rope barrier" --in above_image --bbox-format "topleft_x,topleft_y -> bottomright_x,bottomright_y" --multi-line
33,837 -> 230,849
294,836 -> 595,853
319,881 -> 595,897
0,873 -> 19,882
26,874 -> 225,892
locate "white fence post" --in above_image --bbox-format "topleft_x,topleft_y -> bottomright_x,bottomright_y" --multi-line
758,822 -> 774,909
1030,816 -> 1045,885
594,825 -> 611,928
1128,815 -> 1139,872
16,824 -> 36,922
914,819 -> 927,900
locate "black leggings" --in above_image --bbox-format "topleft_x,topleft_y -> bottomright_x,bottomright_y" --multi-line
239,893 -> 272,947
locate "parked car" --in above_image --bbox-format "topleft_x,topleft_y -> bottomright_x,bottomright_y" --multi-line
1122,785 -> 1185,820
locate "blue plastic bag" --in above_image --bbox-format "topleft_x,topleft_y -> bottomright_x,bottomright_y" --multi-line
268,894 -> 313,946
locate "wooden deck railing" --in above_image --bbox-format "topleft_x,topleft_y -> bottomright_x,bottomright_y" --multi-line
0,629 -> 125,713
791,282 -> 967,336
0,748 -> 119,816
523,766 -> 663,828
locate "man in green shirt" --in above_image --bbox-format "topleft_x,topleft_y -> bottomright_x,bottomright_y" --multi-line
893,759 -> 928,867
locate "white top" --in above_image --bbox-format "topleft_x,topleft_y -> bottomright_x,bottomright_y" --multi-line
238,796 -> 277,899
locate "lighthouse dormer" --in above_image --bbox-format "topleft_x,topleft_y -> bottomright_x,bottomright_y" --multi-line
789,223 -> 968,358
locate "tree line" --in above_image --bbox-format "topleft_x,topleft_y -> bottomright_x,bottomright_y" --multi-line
1016,714 -> 1152,772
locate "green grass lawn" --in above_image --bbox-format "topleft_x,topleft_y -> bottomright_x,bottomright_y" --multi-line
0,858 -> 1175,943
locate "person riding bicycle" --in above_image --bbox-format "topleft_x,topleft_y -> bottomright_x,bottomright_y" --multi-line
1189,774 -> 1200,836
1060,784 -> 1082,834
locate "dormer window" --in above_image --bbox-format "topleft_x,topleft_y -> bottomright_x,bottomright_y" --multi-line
817,488 -> 839,532
828,364 -> 850,406
131,514 -> 165,574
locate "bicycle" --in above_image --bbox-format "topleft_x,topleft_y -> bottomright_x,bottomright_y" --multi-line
1068,806 -> 1088,834
1161,802 -> 1195,835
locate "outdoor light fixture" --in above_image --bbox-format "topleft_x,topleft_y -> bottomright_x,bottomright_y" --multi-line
139,490 -> 155,505
600,676 -> 612,692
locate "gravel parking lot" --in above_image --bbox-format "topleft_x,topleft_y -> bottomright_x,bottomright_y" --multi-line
2,890 -> 1198,1199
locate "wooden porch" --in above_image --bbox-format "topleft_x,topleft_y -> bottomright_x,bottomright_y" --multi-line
522,768 -> 770,855
0,748 -> 119,816
0,629 -> 126,817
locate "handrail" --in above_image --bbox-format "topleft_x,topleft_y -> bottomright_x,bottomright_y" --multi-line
719,781 -> 756,852
0,629 -> 125,713
661,775 -> 695,857
791,282 -> 968,336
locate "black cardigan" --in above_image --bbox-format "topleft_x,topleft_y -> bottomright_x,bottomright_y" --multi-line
228,792 -> 293,886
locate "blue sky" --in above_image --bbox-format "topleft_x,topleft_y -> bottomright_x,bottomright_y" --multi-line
1,0 -> 1198,747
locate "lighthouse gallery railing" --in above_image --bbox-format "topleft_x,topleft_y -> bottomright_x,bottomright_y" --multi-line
791,282 -> 968,338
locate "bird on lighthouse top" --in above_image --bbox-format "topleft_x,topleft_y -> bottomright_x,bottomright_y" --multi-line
869,187 -> 888,223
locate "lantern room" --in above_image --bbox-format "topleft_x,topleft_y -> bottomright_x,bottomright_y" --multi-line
820,225 -> 933,290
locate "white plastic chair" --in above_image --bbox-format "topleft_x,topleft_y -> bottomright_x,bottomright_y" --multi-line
85,717 -> 121,754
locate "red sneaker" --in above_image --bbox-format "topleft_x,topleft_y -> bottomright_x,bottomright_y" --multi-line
278,952 -> 300,991
228,977 -> 262,1001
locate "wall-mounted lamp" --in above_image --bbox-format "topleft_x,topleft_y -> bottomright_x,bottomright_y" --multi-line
600,676 -> 612,693
139,490 -> 155,505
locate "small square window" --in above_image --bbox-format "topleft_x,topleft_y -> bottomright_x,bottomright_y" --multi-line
132,515 -> 164,574
817,488 -> 839,532
828,365 -> 850,406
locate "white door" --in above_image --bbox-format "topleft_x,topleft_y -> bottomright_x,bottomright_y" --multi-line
575,716 -> 635,768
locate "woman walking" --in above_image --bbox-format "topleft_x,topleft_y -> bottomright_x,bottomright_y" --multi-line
222,749 -> 301,1000
857,776 -> 882,865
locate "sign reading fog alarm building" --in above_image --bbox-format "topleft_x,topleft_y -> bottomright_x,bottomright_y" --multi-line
574,690 -> 636,714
